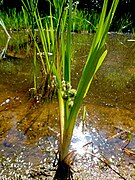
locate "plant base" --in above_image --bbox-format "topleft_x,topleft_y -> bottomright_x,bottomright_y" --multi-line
53,160 -> 73,180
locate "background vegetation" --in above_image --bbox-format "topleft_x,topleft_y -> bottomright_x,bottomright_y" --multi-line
0,0 -> 135,32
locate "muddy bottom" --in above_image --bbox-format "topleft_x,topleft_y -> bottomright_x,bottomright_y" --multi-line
0,32 -> 135,179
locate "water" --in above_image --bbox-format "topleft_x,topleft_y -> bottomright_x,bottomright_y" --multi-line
0,32 -> 135,179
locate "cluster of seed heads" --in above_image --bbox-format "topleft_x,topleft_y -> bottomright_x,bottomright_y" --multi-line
50,75 -> 57,88
61,80 -> 76,108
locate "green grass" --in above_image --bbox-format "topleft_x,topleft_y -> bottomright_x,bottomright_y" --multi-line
1,6 -> 132,33
0,7 -> 100,33
1,4 -> 135,34
72,9 -> 99,32
112,13 -> 133,33
0,8 -> 31,30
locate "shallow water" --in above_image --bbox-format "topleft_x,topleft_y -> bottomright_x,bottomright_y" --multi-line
0,32 -> 135,179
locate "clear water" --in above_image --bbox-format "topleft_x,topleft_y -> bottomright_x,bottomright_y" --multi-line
0,32 -> 135,179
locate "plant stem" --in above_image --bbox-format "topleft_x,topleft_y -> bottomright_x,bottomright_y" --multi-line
33,33 -> 37,95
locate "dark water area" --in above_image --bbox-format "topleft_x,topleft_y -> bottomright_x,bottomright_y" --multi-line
0,32 -> 135,179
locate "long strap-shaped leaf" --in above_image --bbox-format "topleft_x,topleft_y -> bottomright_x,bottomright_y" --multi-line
64,0 -> 72,82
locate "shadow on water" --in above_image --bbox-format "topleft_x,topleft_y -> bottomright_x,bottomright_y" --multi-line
0,32 -> 135,179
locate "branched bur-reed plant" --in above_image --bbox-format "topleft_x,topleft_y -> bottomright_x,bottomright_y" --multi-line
22,0 -> 58,100
22,0 -> 119,179
21,0 -> 39,97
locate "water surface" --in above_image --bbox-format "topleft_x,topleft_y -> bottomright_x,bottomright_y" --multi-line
0,32 -> 135,179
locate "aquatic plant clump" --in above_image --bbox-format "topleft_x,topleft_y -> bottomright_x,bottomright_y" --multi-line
21,0 -> 120,179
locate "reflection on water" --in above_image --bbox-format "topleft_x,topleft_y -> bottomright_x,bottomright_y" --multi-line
0,32 -> 135,179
